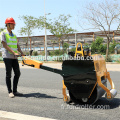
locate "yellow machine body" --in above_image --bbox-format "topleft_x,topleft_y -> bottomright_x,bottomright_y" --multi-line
22,56 -> 43,69
93,54 -> 116,100
75,42 -> 91,57
22,42 -> 117,104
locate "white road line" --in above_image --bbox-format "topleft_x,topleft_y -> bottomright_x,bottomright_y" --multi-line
0,110 -> 57,120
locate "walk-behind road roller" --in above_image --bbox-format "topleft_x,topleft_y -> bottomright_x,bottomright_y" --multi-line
22,43 -> 117,104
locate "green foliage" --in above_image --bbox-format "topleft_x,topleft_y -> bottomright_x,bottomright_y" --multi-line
95,37 -> 103,45
19,15 -> 38,36
0,28 -> 5,32
98,44 -> 107,54
91,41 -> 96,53
91,37 -> 120,55
91,37 -> 106,55
33,51 -> 38,56
63,42 -> 69,52
47,14 -> 76,46
19,15 -> 39,51
36,16 -> 46,29
109,41 -> 119,54
49,50 -> 64,56
83,43 -> 89,49
70,47 -> 76,52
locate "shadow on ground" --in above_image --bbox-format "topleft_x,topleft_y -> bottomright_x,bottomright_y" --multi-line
18,92 -> 62,99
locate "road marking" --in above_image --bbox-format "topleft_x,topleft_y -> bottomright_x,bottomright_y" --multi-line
0,110 -> 57,120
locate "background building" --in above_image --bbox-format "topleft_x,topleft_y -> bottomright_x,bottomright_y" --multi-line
17,30 -> 120,52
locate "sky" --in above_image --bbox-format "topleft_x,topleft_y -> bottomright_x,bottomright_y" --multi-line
0,0 -> 119,37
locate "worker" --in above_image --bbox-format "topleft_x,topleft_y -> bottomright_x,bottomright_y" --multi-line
0,17 -> 24,98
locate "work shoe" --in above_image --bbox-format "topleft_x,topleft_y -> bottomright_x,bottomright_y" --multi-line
9,92 -> 15,98
13,92 -> 23,96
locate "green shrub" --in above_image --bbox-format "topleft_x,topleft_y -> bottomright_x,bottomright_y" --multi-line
91,37 -> 120,55
83,43 -> 89,49
55,50 -> 64,55
90,37 -> 108,55
49,50 -> 64,56
69,47 -> 76,52
63,42 -> 69,52
99,44 -> 107,55
109,41 -> 118,54
91,41 -> 96,54
91,36 -> 104,54
33,51 -> 38,56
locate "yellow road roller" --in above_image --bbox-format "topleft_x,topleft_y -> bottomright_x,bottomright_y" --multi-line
22,43 -> 117,104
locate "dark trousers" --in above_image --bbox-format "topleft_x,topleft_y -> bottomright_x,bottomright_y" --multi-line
3,58 -> 21,93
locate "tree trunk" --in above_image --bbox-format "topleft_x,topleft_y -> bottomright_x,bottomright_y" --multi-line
59,38 -> 60,50
62,39 -> 64,50
25,43 -> 27,54
40,47 -> 41,52
106,37 -> 109,61
30,37 -> 31,51
53,44 -> 54,52
26,37 -> 29,54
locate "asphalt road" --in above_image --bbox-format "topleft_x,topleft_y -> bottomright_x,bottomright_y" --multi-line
0,67 -> 120,120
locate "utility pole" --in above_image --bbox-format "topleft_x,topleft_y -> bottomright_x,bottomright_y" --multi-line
75,16 -> 77,47
44,0 -> 47,61
75,33 -> 77,47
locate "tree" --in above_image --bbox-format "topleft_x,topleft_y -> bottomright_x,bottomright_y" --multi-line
19,15 -> 44,53
36,16 -> 45,29
19,15 -> 37,52
79,0 -> 120,60
48,14 -> 76,49
63,42 -> 69,53
0,28 -> 5,32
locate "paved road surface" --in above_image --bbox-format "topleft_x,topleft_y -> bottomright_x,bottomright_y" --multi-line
0,66 -> 120,120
